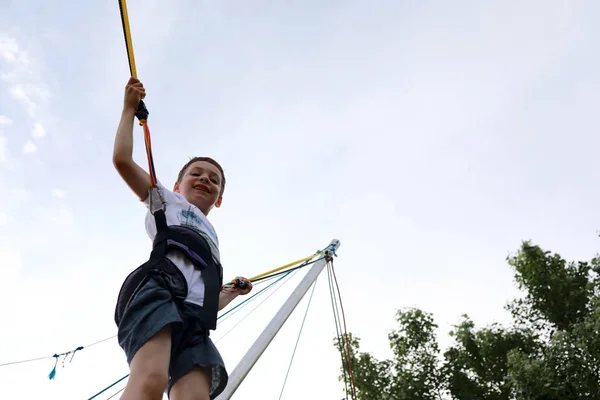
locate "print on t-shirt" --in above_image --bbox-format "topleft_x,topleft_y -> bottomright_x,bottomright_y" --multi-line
179,207 -> 218,246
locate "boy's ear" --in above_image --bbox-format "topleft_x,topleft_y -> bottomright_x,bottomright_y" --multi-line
215,196 -> 223,208
173,181 -> 180,193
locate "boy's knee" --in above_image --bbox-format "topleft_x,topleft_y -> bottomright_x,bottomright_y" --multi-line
126,326 -> 172,399
135,370 -> 169,399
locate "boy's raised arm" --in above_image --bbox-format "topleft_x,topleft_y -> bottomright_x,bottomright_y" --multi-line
112,78 -> 152,202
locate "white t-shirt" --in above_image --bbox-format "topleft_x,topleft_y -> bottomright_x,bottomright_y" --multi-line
143,182 -> 221,307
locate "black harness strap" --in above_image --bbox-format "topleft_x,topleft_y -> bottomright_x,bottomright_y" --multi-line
115,209 -> 223,334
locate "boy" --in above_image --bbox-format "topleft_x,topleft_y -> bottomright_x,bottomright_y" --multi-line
112,77 -> 252,400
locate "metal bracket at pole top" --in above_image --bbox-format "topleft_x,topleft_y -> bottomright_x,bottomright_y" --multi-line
324,238 -> 339,262
324,249 -> 334,262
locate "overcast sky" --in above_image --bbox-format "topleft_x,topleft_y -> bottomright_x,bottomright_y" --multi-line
1,1 -> 599,399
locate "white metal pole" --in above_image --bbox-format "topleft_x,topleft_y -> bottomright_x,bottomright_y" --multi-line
215,239 -> 341,400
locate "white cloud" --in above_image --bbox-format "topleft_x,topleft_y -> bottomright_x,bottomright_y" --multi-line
0,211 -> 7,226
49,204 -> 73,227
32,121 -> 45,137
0,115 -> 12,125
10,187 -> 28,201
0,136 -> 7,163
9,84 -> 38,116
52,188 -> 65,198
0,244 -> 22,288
0,36 -> 19,61
22,139 -> 36,154
0,35 -> 50,118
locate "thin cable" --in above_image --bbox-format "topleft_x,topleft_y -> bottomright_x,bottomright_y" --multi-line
218,256 -> 319,322
0,355 -> 54,368
106,387 -> 125,400
83,335 -> 117,348
222,252 -> 323,288
329,262 -> 354,400
243,252 -> 320,283
218,270 -> 296,322
328,263 -> 349,399
216,269 -> 300,345
250,257 -> 322,284
279,278 -> 319,400
330,261 -> 358,400
251,270 -> 285,286
0,335 -> 117,368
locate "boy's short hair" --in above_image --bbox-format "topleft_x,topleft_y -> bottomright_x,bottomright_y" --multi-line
177,156 -> 226,196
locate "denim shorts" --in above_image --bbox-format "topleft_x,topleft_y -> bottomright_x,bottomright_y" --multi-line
116,275 -> 228,398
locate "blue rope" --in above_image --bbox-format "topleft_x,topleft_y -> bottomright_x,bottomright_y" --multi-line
218,270 -> 294,321
87,374 -> 128,400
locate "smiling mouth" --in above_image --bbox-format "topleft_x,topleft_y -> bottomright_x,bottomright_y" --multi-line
193,185 -> 210,194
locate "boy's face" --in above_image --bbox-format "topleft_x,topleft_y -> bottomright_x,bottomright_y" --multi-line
173,160 -> 223,215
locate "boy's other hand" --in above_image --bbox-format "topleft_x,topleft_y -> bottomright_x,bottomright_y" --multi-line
234,277 -> 253,295
124,77 -> 146,112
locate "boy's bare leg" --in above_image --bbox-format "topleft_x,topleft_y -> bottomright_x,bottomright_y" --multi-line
121,326 -> 173,400
169,367 -> 212,400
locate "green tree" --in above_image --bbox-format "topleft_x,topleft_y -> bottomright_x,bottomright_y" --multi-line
334,240 -> 600,400
443,316 -> 538,400
334,333 -> 395,400
505,244 -> 600,399
335,308 -> 445,400
506,241 -> 594,334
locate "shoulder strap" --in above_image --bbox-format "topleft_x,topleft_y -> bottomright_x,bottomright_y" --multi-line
153,209 -> 168,232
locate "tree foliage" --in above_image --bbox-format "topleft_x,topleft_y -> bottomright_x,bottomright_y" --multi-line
334,240 -> 600,399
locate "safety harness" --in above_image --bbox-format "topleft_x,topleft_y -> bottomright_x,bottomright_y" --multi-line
114,192 -> 224,343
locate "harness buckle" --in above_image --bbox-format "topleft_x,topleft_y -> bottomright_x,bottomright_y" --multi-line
148,186 -> 166,214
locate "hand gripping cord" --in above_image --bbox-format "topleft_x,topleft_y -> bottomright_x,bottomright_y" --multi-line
118,0 -> 157,188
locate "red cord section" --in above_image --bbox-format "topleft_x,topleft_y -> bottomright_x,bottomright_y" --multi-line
141,121 -> 157,188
